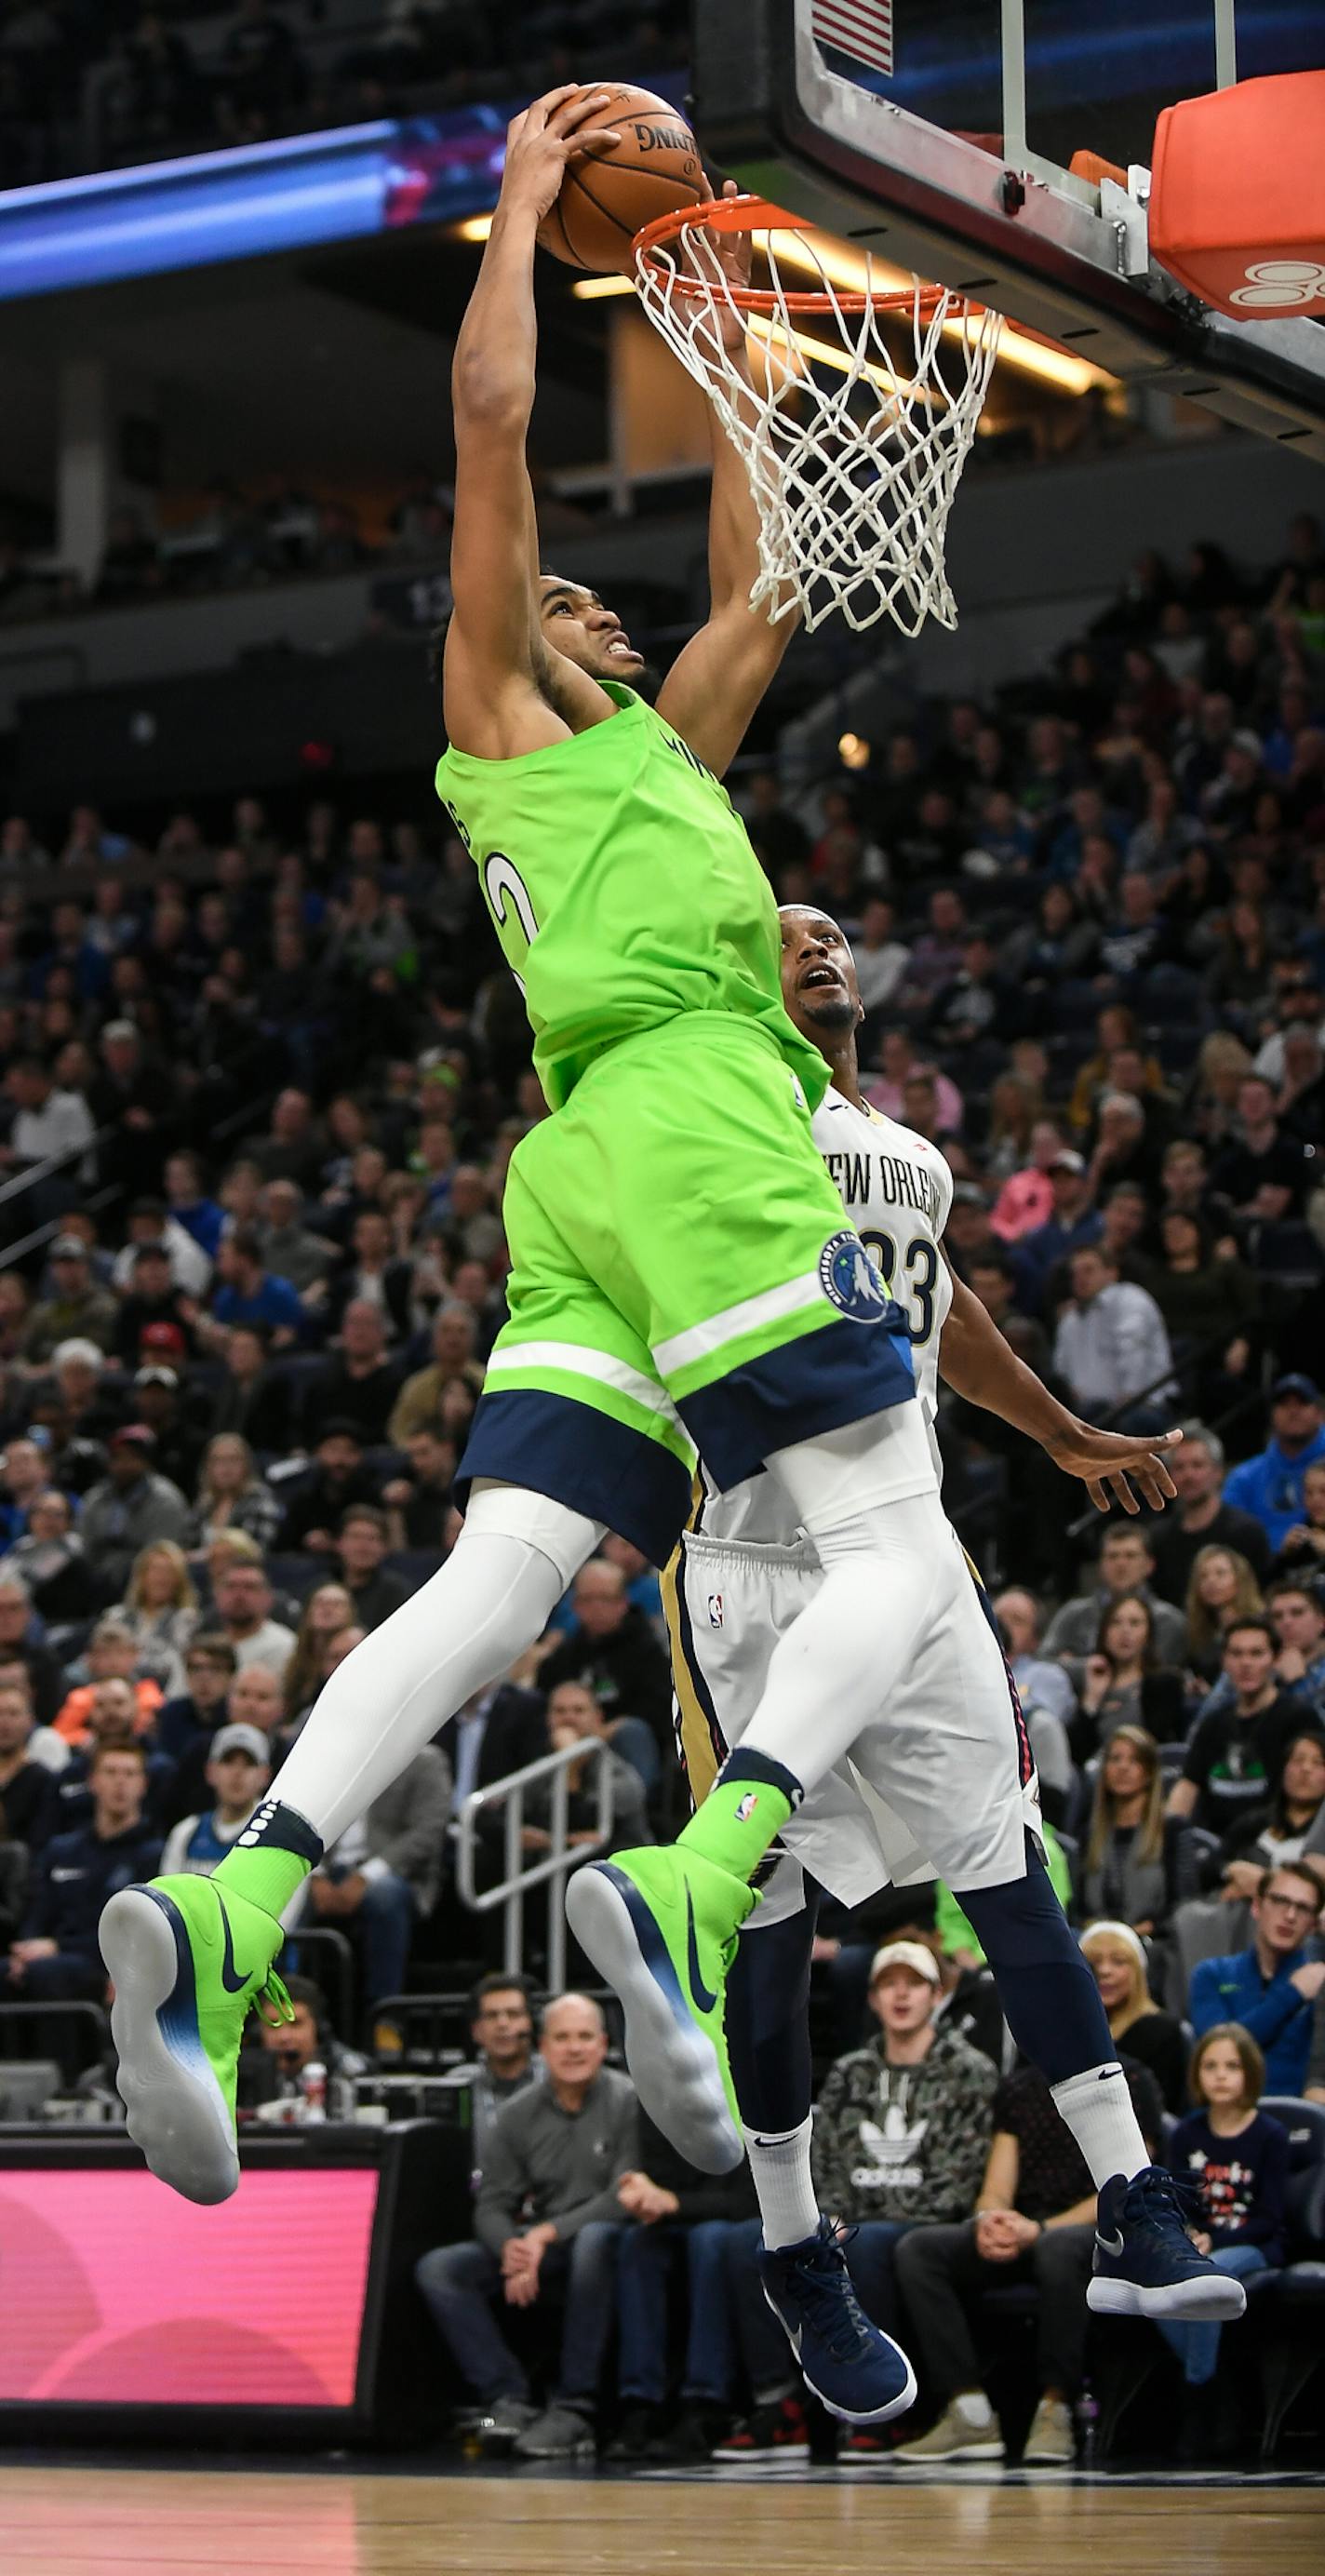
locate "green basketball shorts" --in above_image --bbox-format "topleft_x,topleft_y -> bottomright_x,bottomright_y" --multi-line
458,1014 -> 917,1563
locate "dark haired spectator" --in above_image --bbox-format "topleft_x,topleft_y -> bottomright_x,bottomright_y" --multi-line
1080,1728 -> 1197,1938
0,1576 -> 65,1728
381,1427 -> 457,1551
1071,1594 -> 1185,1760
1212,1732 -> 1325,1905
1043,1525 -> 1185,1666
205,1322 -> 295,1456
303,1299 -> 400,1446
210,1554 -> 295,1681
1274,1461 -> 1325,1579
114,1242 -> 199,1368
335,1505 -> 409,1632
6,1488 -> 97,1629
1189,1864 -> 1325,2096
1171,1622 -> 1308,1833
277,1422 -> 376,1556
207,1227 -> 304,1349
2,1739 -> 160,2011
0,1678 -> 54,1849
255,1176 -> 336,1296
1266,1581 -> 1325,1713
455,1974 -> 541,2165
321,1206 -> 413,1343
22,1238 -> 117,1364
77,1427 -> 188,1601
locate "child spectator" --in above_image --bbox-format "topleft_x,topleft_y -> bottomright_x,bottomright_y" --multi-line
1160,2022 -> 1290,2450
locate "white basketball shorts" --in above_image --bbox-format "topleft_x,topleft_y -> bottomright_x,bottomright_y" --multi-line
662,1519 -> 1042,1923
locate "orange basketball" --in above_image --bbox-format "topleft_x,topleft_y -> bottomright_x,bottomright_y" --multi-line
537,83 -> 706,275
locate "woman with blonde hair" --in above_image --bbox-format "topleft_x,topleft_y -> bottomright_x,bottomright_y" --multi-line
1080,1725 -> 1197,1937
187,1433 -> 282,1556
1187,1029 -> 1252,1148
283,1583 -> 356,1722
1184,1544 -> 1263,1683
119,1539 -> 197,1689
1079,1920 -> 1188,2113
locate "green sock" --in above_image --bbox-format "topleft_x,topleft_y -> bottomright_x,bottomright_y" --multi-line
214,1842 -> 310,1922
678,1771 -> 796,1885
214,1802 -> 321,1924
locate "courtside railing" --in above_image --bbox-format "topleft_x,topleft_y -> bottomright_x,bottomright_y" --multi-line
456,1737 -> 615,1993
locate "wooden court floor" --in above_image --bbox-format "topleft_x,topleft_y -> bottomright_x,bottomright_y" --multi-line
2,2466 -> 1322,2576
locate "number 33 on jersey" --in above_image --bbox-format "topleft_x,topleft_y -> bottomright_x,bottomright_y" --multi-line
815,1091 -> 953,1422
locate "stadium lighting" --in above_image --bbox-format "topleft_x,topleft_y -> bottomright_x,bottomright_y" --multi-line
768,228 -> 1110,395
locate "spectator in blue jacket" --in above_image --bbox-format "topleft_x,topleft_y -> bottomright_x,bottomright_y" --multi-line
207,1228 -> 304,1348
2,1738 -> 161,2002
1224,1379 -> 1325,1552
1189,1860 -> 1325,2094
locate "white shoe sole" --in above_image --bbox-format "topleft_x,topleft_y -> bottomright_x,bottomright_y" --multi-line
763,2285 -> 918,2426
100,1885 -> 239,2206
1087,2274 -> 1248,2320
894,2436 -> 1004,2464
711,2443 -> 810,2462
565,1864 -> 742,2175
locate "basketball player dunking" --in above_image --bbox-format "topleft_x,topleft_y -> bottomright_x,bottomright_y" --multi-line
100,86 -> 1232,2423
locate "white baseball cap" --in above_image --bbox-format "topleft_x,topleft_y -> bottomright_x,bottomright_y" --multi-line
869,1939 -> 940,1986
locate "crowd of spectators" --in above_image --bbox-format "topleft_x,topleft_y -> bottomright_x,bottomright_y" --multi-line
0,0 -> 689,189
0,505 -> 1323,2462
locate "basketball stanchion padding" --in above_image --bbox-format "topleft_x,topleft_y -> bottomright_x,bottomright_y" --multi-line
633,195 -> 1001,637
1148,71 -> 1325,319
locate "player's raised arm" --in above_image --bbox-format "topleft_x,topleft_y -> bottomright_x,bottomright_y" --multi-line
445,87 -> 622,759
938,1262 -> 1182,1516
654,181 -> 799,776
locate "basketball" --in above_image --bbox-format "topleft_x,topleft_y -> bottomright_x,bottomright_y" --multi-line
537,83 -> 706,275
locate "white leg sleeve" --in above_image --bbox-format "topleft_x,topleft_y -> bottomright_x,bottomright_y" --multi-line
272,1485 -> 604,1845
738,1407 -> 956,1802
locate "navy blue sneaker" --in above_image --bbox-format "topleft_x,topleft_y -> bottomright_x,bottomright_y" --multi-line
760,2219 -> 917,2424
1086,2168 -> 1249,2321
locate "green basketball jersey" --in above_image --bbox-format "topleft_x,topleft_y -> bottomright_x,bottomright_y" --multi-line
435,682 -> 829,1112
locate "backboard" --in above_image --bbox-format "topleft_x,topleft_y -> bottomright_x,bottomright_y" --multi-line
692,0 -> 1325,461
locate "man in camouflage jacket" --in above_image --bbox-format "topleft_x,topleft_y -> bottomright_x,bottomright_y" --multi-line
808,1940 -> 998,2341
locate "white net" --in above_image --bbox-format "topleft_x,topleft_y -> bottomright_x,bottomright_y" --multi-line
635,210 -> 1002,637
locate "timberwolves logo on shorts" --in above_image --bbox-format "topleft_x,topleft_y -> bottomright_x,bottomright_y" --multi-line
819,1228 -> 892,1323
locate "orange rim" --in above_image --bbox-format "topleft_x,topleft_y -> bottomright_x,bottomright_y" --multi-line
633,193 -> 960,320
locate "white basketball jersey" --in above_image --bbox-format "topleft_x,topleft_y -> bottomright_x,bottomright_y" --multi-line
699,1087 -> 954,1547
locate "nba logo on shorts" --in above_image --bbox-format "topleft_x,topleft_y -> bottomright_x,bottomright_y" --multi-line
708,1593 -> 724,1628
819,1227 -> 892,1322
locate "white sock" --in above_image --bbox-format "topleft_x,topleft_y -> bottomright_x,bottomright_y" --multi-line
743,2116 -> 819,2249
1050,2062 -> 1150,2190
273,1491 -> 601,1846
955,2390 -> 994,2428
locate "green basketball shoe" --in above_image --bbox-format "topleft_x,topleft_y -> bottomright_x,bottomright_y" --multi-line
565,1847 -> 754,2175
100,1875 -> 293,2205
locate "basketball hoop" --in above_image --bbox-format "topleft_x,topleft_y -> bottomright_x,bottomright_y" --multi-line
633,195 -> 1001,637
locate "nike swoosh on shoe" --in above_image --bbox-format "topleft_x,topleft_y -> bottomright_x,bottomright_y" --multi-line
1095,2229 -> 1125,2256
685,1888 -> 718,2015
219,1905 -> 251,1996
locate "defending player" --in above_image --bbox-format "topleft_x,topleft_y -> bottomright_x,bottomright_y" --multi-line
100,89 -> 1181,2326
634,906 -> 1245,2424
